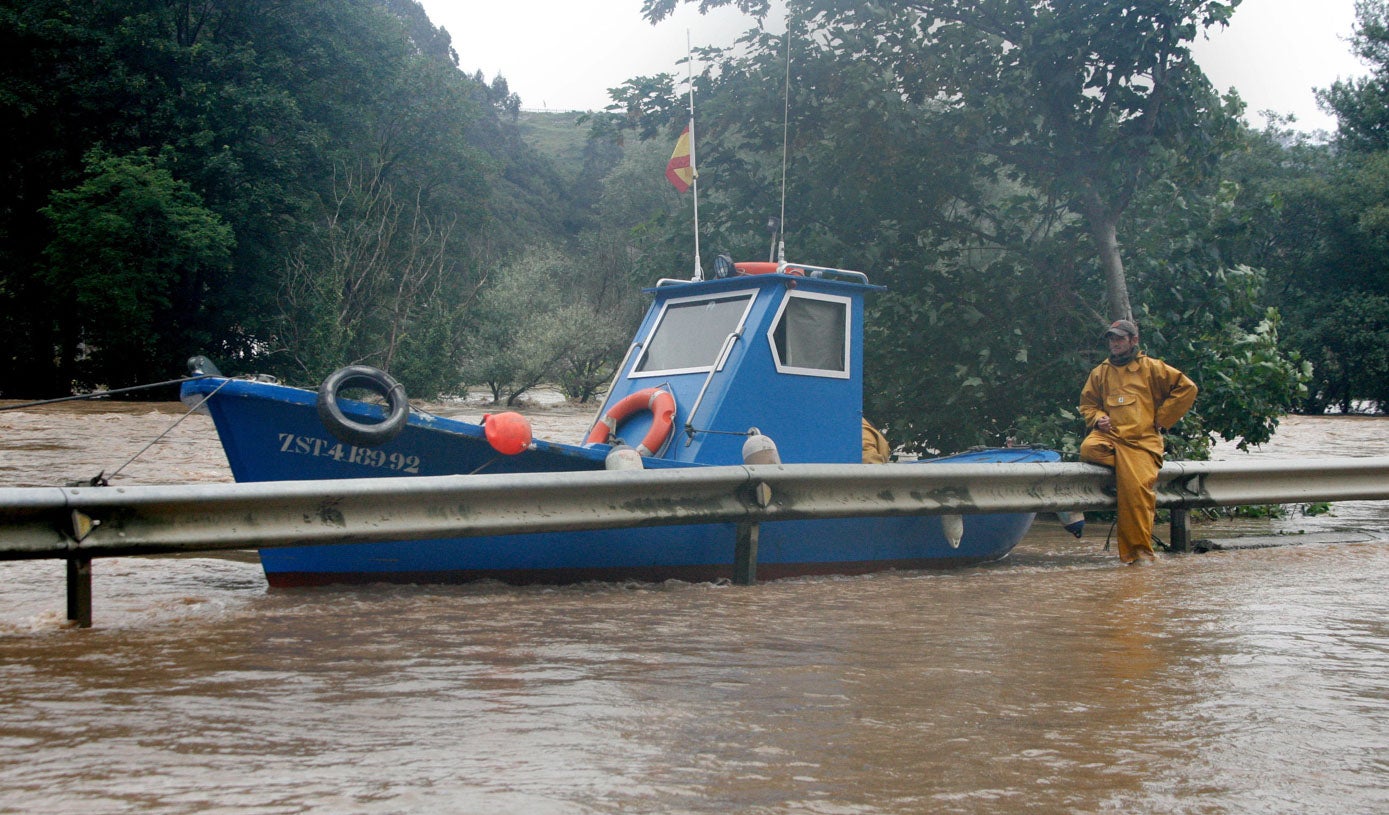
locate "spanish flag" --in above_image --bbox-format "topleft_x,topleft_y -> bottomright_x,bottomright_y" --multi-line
665,125 -> 694,193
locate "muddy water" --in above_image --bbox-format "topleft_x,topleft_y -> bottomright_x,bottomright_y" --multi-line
1,400 -> 1387,814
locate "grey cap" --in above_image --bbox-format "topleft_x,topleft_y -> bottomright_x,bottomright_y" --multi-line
1103,319 -> 1139,339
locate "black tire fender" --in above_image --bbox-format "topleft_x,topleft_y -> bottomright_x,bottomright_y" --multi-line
316,366 -> 409,447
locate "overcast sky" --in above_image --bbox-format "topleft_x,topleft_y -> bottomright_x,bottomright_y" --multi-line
421,0 -> 1368,133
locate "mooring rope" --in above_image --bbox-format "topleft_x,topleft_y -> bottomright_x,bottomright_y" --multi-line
92,377 -> 234,486
0,375 -> 214,412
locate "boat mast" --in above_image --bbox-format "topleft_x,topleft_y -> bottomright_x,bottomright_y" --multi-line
687,31 -> 704,281
776,24 -> 791,268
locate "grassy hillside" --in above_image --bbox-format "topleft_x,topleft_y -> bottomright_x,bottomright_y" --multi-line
516,111 -> 593,184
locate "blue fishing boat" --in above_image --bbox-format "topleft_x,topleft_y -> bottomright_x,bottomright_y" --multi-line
182,259 -> 1058,586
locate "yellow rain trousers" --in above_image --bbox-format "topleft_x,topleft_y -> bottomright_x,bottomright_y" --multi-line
1079,354 -> 1197,563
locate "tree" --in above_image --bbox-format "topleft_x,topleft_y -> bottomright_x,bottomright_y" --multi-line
1284,292 -> 1389,413
460,234 -> 651,405
1245,144 -> 1389,413
641,0 -> 1246,324
1319,0 -> 1389,152
0,1 -> 575,397
461,249 -> 577,405
275,159 -> 480,396
1239,0 -> 1389,415
40,149 -> 234,388
554,141 -> 683,398
619,0 -> 1306,454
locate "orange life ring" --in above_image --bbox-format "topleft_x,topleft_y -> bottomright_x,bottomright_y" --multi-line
734,261 -> 804,276
585,388 -> 677,456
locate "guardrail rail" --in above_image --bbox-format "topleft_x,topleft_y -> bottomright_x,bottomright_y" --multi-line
4,457 -> 1389,627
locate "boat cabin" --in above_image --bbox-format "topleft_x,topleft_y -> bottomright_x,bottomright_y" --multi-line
592,265 -> 882,465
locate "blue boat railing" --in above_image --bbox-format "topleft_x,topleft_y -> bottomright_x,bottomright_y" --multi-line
4,456 -> 1389,627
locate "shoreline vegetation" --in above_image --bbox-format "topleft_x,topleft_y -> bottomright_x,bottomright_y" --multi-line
1,1 -> 1386,462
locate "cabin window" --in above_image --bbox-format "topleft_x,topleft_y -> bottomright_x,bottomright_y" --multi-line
634,292 -> 754,375
768,291 -> 851,378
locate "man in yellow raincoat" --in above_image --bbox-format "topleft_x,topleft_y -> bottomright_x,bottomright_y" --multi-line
1079,320 -> 1198,564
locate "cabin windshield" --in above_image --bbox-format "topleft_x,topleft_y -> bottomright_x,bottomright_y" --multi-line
634,293 -> 754,375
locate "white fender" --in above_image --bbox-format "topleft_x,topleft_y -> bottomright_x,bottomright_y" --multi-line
605,445 -> 645,471
742,430 -> 782,465
1057,511 -> 1086,538
941,514 -> 964,549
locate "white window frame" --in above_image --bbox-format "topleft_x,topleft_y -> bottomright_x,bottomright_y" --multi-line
630,290 -> 757,378
765,289 -> 853,379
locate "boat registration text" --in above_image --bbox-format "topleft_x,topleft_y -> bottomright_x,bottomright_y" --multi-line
276,433 -> 421,473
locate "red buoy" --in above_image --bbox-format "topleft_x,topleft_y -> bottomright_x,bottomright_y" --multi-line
483,412 -> 533,455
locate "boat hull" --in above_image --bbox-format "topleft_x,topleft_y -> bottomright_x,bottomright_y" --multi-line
257,513 -> 1036,587
184,377 -> 1053,588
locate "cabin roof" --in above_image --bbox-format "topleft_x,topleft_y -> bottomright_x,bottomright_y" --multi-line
644,269 -> 886,297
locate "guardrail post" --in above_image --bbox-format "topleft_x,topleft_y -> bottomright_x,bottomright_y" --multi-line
66,555 -> 92,628
1169,508 -> 1191,553
733,521 -> 759,585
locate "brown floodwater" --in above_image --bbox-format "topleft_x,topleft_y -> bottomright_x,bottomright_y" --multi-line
1,399 -> 1387,814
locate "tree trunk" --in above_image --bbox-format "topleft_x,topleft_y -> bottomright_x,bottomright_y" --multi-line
1083,203 -> 1133,323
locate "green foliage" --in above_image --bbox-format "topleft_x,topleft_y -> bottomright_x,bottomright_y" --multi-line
588,138 -> 691,283
272,160 -> 481,397
461,247 -> 640,405
0,0 -> 1381,458
546,237 -> 646,402
1220,118 -> 1389,414
619,0 -> 1304,458
642,0 -> 1246,324
1120,165 -> 1313,452
40,149 -> 233,387
1229,504 -> 1287,519
1227,502 -> 1331,519
1169,307 -> 1310,454
516,111 -> 593,184
1282,291 -> 1389,413
1260,1 -> 1389,413
0,0 -> 570,398
1304,501 -> 1333,517
1319,0 -> 1389,152
865,240 -> 1098,455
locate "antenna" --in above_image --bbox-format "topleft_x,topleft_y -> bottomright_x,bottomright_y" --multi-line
776,24 -> 791,267
687,31 -> 704,281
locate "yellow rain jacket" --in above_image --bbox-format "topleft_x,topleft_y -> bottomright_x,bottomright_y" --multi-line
862,418 -> 892,464
1079,353 -> 1197,562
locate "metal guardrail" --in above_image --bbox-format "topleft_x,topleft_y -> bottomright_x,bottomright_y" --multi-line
4,457 -> 1389,626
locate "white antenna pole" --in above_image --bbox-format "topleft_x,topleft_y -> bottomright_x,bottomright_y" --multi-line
777,25 -> 791,267
687,31 -> 703,281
